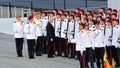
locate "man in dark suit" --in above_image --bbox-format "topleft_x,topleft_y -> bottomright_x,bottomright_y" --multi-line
46,18 -> 55,58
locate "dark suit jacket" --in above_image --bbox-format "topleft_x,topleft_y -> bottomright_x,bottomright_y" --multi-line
46,22 -> 55,41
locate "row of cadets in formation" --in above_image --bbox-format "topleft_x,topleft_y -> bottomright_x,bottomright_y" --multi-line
75,19 -> 120,68
13,8 -> 120,64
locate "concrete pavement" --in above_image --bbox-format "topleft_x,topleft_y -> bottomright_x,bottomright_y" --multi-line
0,33 -> 79,68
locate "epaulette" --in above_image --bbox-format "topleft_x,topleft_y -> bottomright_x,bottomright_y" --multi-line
14,21 -> 17,23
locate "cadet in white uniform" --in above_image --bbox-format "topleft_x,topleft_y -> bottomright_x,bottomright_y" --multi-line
104,20 -> 112,65
13,15 -> 24,57
41,12 -> 48,54
76,23 -> 86,68
67,15 -> 75,58
99,19 -> 105,31
74,15 -> 81,59
112,19 -> 120,67
24,16 -> 36,59
34,12 -> 43,56
60,14 -> 68,57
54,14 -> 61,56
83,24 -> 94,68
94,23 -> 105,68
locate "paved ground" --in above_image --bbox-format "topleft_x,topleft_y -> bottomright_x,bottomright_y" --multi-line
0,33 -> 79,68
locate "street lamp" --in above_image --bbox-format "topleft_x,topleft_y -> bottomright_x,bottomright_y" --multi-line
64,0 -> 66,10
53,0 -> 55,9
9,2 -> 12,18
85,0 -> 88,11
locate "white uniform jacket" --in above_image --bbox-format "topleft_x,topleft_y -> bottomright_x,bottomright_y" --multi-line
55,18 -> 61,37
24,22 -> 36,39
76,30 -> 86,51
42,16 -> 48,36
93,29 -> 105,48
112,25 -> 120,48
61,18 -> 68,39
13,21 -> 24,38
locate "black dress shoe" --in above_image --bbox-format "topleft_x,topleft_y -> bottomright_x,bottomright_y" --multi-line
29,57 -> 35,59
17,55 -> 23,57
36,54 -> 42,56
47,56 -> 54,58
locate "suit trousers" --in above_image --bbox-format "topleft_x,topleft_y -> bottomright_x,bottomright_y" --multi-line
36,36 -> 43,56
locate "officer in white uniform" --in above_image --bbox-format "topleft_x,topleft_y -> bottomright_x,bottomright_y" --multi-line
112,19 -> 120,67
60,14 -> 68,57
94,23 -> 105,68
67,15 -> 76,58
13,15 -> 24,57
24,16 -> 36,59
41,12 -> 48,54
54,14 -> 61,56
76,23 -> 86,68
34,12 -> 43,56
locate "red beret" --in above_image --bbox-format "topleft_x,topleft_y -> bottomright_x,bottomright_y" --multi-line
100,19 -> 105,22
87,10 -> 92,13
76,13 -> 81,16
88,14 -> 93,17
75,8 -> 80,10
111,13 -> 117,17
42,12 -> 47,16
105,17 -> 111,19
107,8 -> 112,11
79,23 -> 85,27
53,9 -> 58,11
34,10 -> 39,12
106,13 -> 111,16
62,14 -> 67,17
28,16 -> 33,20
100,7 -> 105,10
76,15 -> 81,18
79,9 -> 84,12
107,20 -> 112,23
50,12 -> 54,15
93,12 -> 97,15
99,12 -> 103,15
98,16 -> 102,19
71,12 -> 76,15
56,13 -> 61,16
113,9 -> 117,13
64,11 -> 69,14
112,19 -> 119,22
69,14 -> 74,17
59,10 -> 64,13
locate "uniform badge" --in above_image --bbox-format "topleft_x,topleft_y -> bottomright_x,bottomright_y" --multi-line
14,21 -> 17,23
